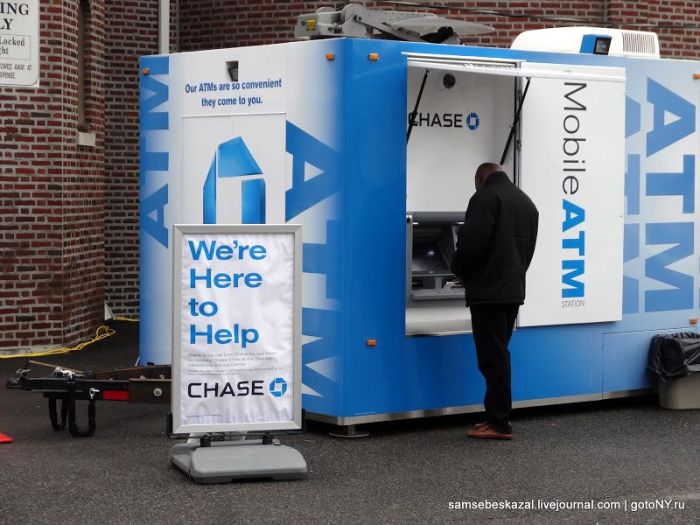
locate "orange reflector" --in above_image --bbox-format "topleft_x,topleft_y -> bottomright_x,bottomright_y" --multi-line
690,318 -> 698,325
693,74 -> 700,79
368,53 -> 379,61
0,432 -> 12,444
326,52 -> 335,61
141,67 -> 150,76
366,339 -> 377,347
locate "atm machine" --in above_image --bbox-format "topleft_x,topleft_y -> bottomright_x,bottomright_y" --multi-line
404,58 -> 518,337
406,211 -> 464,332
141,12 -> 700,431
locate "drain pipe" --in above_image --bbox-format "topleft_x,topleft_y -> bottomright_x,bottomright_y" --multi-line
603,0 -> 610,25
159,0 -> 170,54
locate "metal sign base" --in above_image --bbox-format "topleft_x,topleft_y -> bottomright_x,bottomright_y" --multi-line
170,438 -> 307,484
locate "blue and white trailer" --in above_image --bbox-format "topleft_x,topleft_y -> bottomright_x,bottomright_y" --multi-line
139,27 -> 699,426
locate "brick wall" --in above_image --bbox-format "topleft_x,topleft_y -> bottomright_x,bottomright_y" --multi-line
2,1 -> 699,349
0,0 -> 106,350
62,0 -> 107,343
103,0 -> 160,317
178,1 -> 700,59
607,1 -> 700,58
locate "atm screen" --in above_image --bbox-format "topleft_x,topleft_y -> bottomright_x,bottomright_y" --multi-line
412,240 -> 449,274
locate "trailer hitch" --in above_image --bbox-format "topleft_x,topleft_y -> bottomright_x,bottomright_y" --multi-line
7,362 -> 172,438
47,383 -> 97,438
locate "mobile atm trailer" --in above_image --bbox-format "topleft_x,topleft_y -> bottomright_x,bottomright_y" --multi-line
140,33 -> 699,426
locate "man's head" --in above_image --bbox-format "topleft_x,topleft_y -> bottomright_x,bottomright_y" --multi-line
474,162 -> 503,190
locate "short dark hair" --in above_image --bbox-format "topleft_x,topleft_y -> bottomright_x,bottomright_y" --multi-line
476,162 -> 502,180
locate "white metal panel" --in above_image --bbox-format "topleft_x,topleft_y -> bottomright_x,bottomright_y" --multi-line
405,53 -> 626,82
406,61 -> 516,213
518,64 -> 626,327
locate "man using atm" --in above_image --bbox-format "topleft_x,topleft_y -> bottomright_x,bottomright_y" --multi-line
451,163 -> 539,440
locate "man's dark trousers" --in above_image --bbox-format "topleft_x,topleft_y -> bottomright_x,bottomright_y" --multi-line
470,303 -> 520,434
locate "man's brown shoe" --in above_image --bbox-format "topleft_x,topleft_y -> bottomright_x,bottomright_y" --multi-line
466,424 -> 512,440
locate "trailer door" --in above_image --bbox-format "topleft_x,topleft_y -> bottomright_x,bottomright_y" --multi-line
405,54 -> 626,327
517,62 -> 625,327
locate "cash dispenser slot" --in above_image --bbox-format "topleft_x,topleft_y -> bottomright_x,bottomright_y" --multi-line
407,212 -> 464,301
405,212 -> 471,336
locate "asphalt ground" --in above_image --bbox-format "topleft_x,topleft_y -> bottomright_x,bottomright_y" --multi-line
0,321 -> 699,525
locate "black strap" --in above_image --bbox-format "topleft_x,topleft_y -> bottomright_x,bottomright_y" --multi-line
500,77 -> 531,166
49,398 -> 61,431
66,399 -> 96,438
65,382 -> 96,438
407,69 -> 430,143
48,397 -> 69,431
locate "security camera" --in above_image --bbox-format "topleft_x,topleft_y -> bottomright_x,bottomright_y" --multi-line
443,73 -> 456,89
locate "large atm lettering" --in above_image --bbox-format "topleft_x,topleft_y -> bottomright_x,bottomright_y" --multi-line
285,122 -> 341,400
623,78 -> 696,313
140,56 -> 170,248
561,83 -> 588,299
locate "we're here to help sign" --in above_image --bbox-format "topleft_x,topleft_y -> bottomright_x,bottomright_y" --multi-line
172,225 -> 302,433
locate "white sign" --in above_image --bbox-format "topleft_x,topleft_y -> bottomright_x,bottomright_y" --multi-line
519,64 -> 626,327
172,224 -> 302,434
180,46 -> 286,117
0,0 -> 39,87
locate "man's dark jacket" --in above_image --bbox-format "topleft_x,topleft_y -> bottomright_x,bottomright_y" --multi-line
450,171 -> 539,306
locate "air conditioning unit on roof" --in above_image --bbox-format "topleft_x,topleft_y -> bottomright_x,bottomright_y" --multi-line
511,26 -> 660,59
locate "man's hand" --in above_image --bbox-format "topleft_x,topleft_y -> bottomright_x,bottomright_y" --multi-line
446,279 -> 463,289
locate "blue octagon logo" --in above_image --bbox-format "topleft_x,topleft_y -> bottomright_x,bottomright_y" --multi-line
269,377 -> 288,398
466,112 -> 480,130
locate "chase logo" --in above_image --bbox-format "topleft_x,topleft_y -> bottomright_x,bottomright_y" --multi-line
407,112 -> 481,131
269,377 -> 288,397
466,112 -> 480,130
203,137 -> 265,224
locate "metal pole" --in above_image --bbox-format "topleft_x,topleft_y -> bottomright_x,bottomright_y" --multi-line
407,69 -> 430,143
499,77 -> 531,166
159,0 -> 170,54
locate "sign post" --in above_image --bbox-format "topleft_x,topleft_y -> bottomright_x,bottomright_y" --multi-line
169,224 -> 306,483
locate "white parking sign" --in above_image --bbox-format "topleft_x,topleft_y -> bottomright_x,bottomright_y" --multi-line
0,0 -> 39,87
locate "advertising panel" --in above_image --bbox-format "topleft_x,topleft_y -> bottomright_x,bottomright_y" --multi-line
519,64 -> 626,326
172,225 -> 302,433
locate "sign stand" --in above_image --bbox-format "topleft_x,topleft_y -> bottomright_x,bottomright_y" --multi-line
169,225 -> 306,483
170,435 -> 307,483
